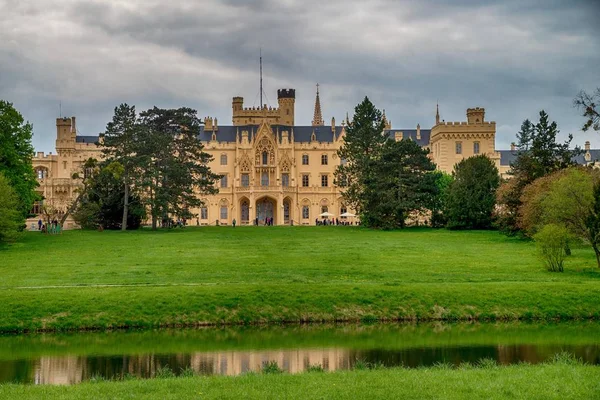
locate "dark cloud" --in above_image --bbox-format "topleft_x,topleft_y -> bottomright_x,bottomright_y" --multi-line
1,0 -> 599,152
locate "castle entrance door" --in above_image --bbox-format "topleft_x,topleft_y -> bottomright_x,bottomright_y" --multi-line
256,197 -> 276,225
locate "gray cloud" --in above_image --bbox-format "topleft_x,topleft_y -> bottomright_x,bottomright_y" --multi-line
1,0 -> 599,152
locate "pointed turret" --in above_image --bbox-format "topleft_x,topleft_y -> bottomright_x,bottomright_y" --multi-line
435,102 -> 440,125
312,83 -> 324,126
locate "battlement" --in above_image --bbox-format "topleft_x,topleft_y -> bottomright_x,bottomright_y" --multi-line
34,151 -> 56,159
439,121 -> 495,126
277,88 -> 295,99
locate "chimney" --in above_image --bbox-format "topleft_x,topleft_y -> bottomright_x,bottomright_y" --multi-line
511,142 -> 516,151
71,116 -> 76,133
416,124 -> 421,140
585,141 -> 591,151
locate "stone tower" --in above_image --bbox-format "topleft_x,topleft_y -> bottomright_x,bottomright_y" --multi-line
277,89 -> 295,126
466,107 -> 485,124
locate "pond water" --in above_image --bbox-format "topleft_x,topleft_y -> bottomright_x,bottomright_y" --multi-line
0,322 -> 599,385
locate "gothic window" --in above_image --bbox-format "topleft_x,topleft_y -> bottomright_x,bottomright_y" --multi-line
84,167 -> 94,179
220,206 -> 228,220
241,201 -> 249,222
241,173 -> 250,187
473,142 -> 480,155
340,205 -> 347,215
200,207 -> 208,220
261,172 -> 269,186
262,151 -> 268,165
321,154 -> 328,165
321,205 -> 328,214
302,154 -> 309,165
302,206 -> 310,219
220,154 -> 227,165
455,142 -> 462,155
321,175 -> 328,187
302,174 -> 309,187
284,202 -> 290,223
282,173 -> 289,187
220,175 -> 228,188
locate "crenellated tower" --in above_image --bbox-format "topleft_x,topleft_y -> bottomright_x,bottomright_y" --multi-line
277,89 -> 295,126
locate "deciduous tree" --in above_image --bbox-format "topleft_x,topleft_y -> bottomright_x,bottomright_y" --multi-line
574,88 -> 600,132
0,172 -> 21,242
0,100 -> 38,219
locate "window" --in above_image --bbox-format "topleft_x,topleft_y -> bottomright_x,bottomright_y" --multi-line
220,175 -> 228,188
241,201 -> 249,222
321,154 -> 328,165
241,173 -> 249,187
321,175 -> 328,187
455,142 -> 462,154
284,202 -> 290,223
200,207 -> 208,220
220,154 -> 227,165
63,161 -> 67,170
302,174 -> 309,187
302,205 -> 310,219
340,205 -> 347,215
262,151 -> 268,165
220,206 -> 228,219
473,142 -> 480,154
261,172 -> 269,186
302,154 -> 309,165
339,175 -> 347,187
37,169 -> 46,179
282,173 -> 289,187
321,205 -> 328,214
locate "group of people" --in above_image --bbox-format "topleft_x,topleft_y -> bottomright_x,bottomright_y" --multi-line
161,218 -> 187,228
254,217 -> 274,226
37,218 -> 62,234
316,218 -> 356,226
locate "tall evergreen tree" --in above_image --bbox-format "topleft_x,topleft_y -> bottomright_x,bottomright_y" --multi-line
101,104 -> 139,231
335,97 -> 386,216
446,155 -> 500,230
0,100 -> 38,219
364,138 -> 437,229
137,107 -> 219,229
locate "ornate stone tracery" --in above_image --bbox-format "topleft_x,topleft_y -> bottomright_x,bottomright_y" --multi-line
255,137 -> 275,166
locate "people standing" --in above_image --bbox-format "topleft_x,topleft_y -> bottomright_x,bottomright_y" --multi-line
37,219 -> 42,231
233,218 -> 236,228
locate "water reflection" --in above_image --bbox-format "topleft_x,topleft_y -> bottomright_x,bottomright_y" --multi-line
0,322 -> 599,385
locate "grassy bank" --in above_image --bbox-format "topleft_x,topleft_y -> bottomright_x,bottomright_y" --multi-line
1,227 -> 599,332
1,357 -> 598,399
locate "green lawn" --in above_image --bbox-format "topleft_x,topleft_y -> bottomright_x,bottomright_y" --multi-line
0,227 -> 599,331
2,359 -> 598,399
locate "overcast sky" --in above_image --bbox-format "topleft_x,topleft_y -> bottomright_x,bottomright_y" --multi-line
1,0 -> 599,153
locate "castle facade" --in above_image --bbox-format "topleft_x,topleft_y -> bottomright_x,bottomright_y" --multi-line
31,86 -> 518,228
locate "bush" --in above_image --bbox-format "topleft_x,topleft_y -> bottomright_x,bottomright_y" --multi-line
261,361 -> 283,374
534,224 -> 570,272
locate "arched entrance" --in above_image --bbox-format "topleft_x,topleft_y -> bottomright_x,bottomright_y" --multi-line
256,196 -> 276,225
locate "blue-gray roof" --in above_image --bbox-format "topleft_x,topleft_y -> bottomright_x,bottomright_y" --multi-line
499,149 -> 600,166
198,125 -> 343,143
384,129 -> 431,147
76,136 -> 99,144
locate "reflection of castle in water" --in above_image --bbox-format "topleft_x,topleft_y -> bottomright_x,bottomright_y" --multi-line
25,343 -> 600,385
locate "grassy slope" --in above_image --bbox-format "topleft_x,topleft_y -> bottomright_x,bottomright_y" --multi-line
0,227 -> 599,331
1,363 -> 599,399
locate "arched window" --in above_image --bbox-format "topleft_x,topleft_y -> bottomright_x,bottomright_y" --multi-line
302,206 -> 310,219
262,151 -> 268,165
241,201 -> 249,222
321,205 -> 328,214
220,154 -> 227,165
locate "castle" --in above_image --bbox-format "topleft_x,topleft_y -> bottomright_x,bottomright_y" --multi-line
32,86 -> 552,228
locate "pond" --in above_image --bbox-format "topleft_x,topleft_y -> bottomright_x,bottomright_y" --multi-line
1,322 -> 599,385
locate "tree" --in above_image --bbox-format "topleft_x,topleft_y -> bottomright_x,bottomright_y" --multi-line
430,171 -> 453,228
574,88 -> 600,132
335,97 -> 387,216
537,167 -> 600,268
496,111 -> 580,234
362,138 -> 437,229
60,158 -> 98,226
72,161 -> 145,230
0,100 -> 38,219
101,104 -> 139,231
446,155 -> 500,230
137,107 -> 219,229
534,224 -> 570,272
0,172 -> 21,243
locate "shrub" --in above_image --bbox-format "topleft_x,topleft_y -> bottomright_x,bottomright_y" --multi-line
534,224 -> 570,272
261,361 -> 283,374
307,364 -> 325,373
155,365 -> 175,378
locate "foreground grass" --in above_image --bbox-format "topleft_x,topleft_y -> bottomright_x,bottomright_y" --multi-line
0,227 -> 599,332
1,357 -> 598,399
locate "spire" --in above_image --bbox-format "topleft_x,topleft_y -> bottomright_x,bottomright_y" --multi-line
312,83 -> 324,126
435,101 -> 440,125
